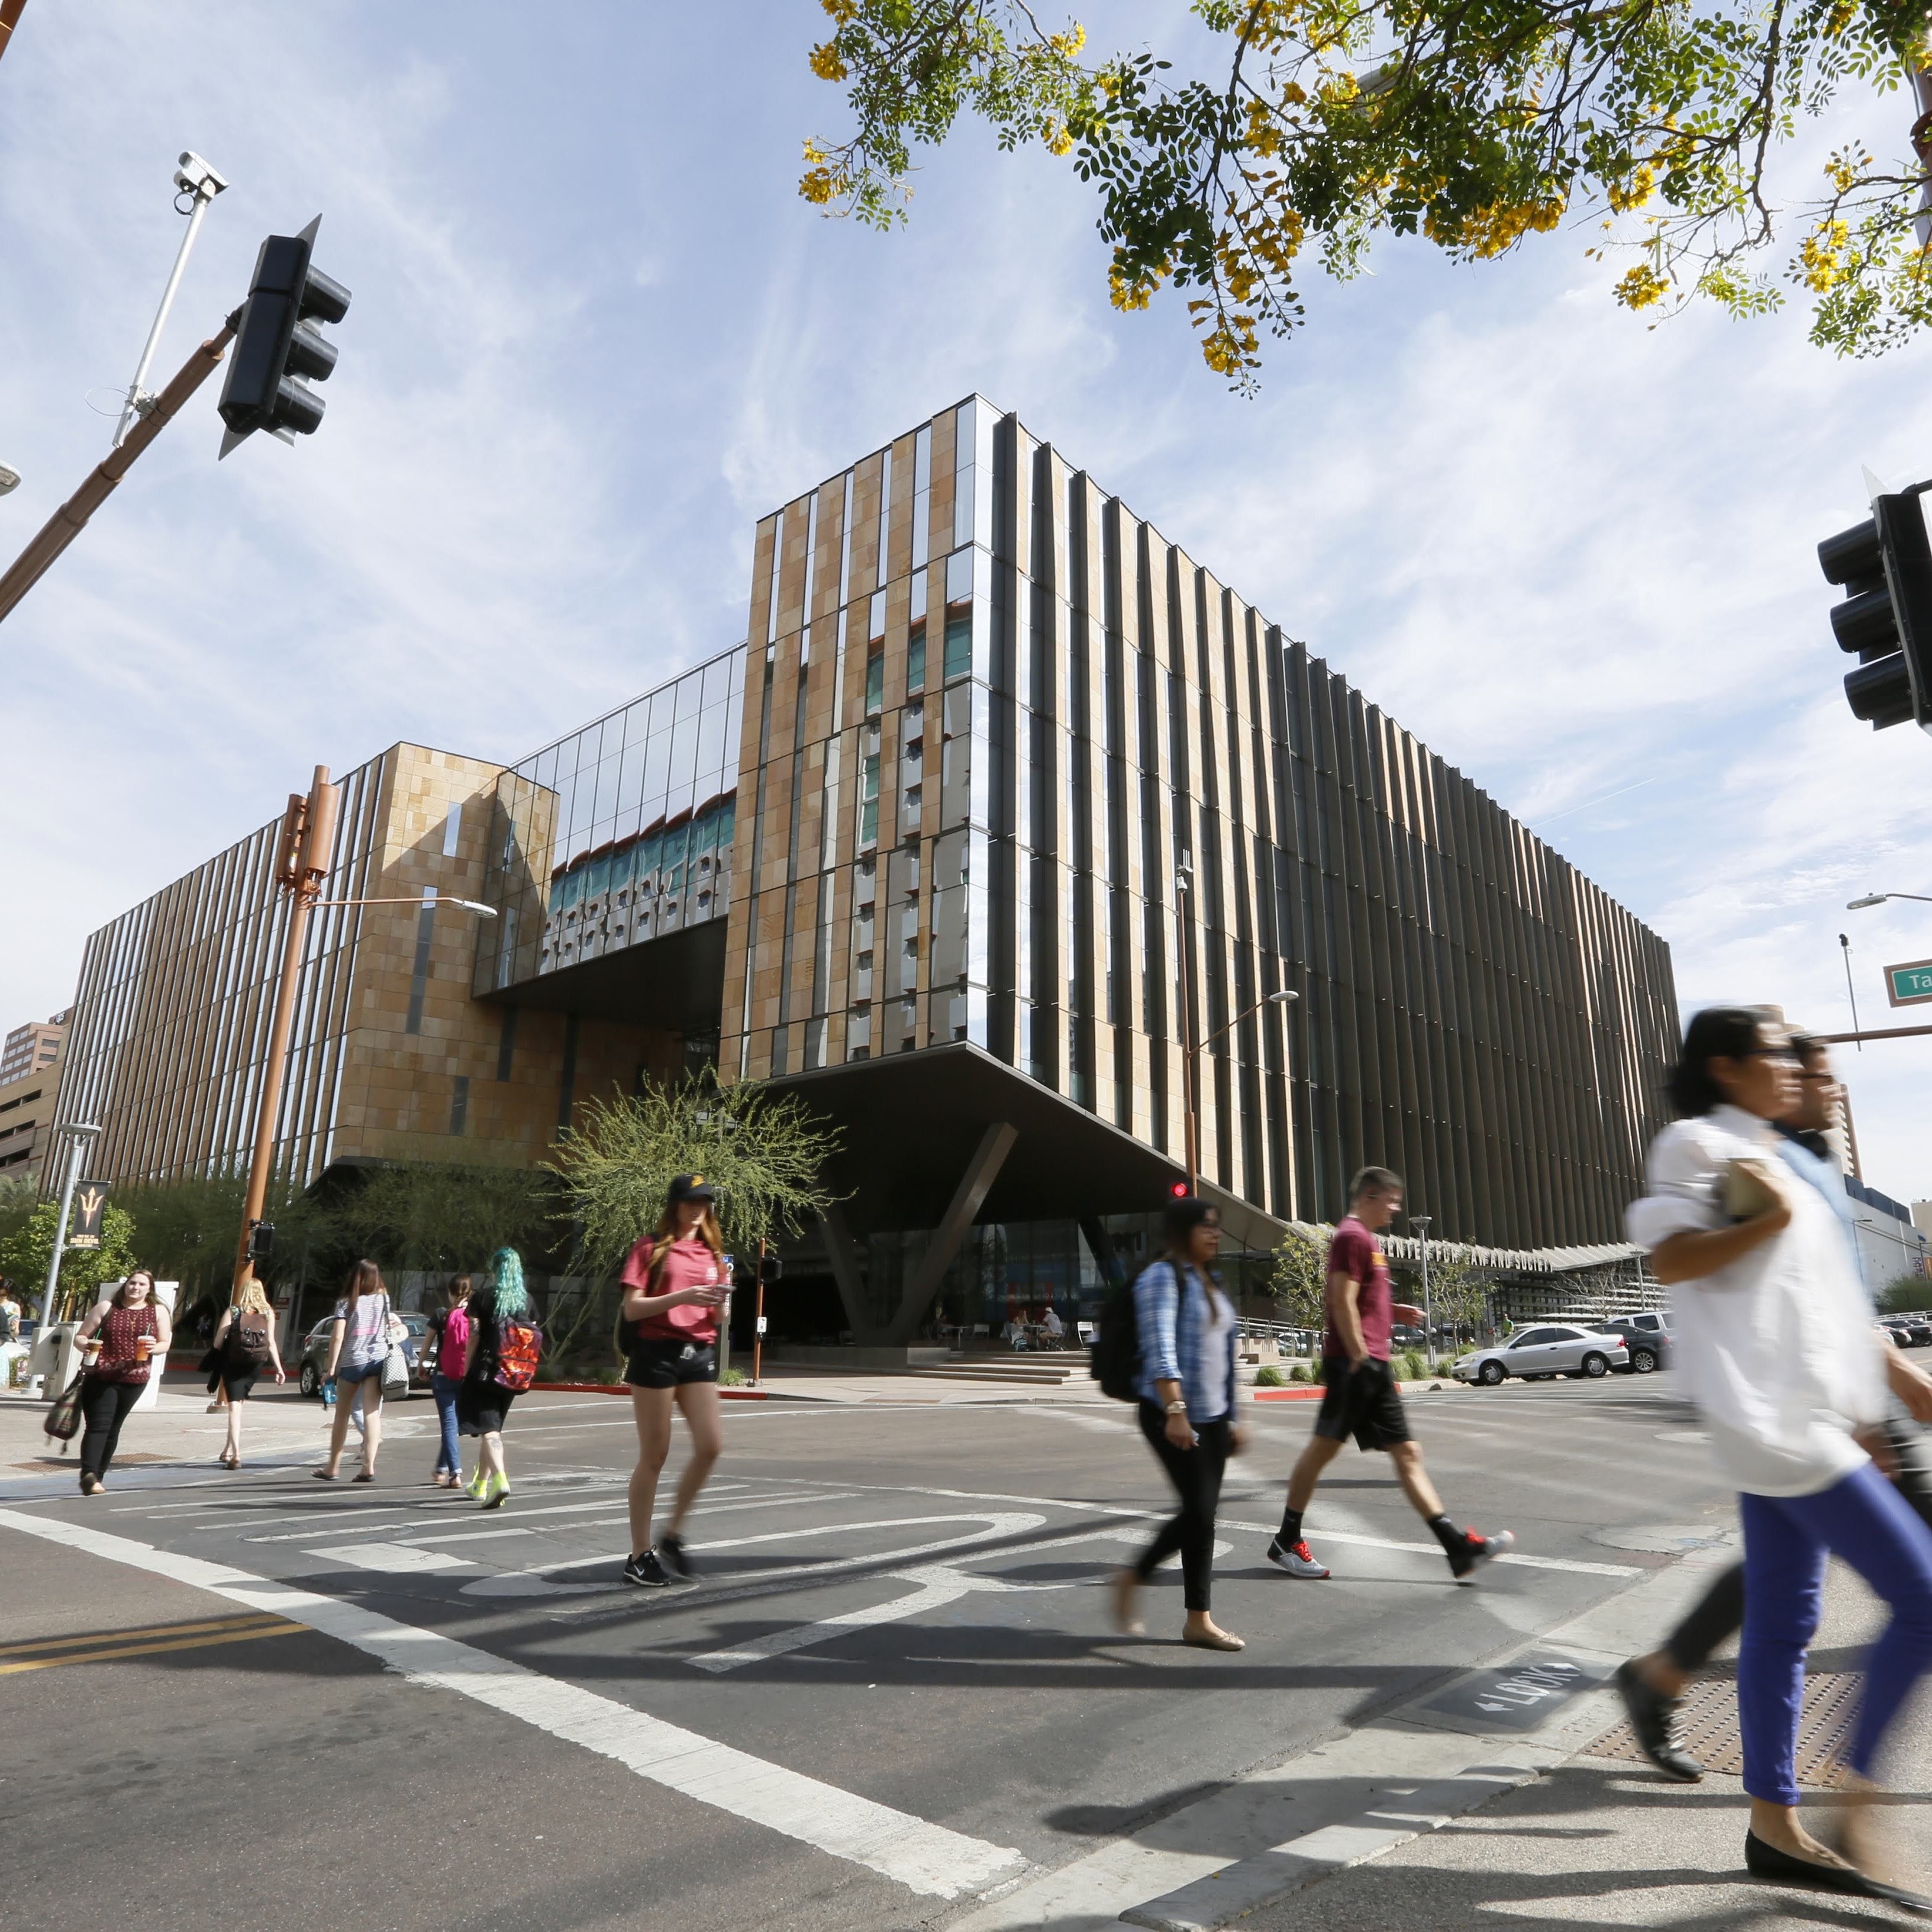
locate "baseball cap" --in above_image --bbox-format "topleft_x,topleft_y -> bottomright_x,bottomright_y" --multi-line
666,1172 -> 716,1205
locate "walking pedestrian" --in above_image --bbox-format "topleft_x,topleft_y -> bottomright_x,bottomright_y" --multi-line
314,1260 -> 394,1483
209,1278 -> 285,1467
427,1275 -> 472,1488
0,1279 -> 24,1388
457,1249 -> 542,1510
1268,1167 -> 1514,1583
1617,1030 -> 1932,1783
72,1268 -> 172,1495
619,1173 -> 729,1588
1109,1194 -> 1247,1650
1623,1007 -> 1932,1905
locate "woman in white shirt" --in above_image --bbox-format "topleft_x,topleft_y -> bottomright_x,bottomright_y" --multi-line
1628,1007 -> 1932,1904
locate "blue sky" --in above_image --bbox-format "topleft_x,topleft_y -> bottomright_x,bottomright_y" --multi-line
4,2 -> 1930,1215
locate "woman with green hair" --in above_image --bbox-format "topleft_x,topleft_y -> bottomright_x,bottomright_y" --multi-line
457,1248 -> 543,1510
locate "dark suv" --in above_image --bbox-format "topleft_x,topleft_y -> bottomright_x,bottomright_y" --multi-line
1596,1314 -> 1671,1373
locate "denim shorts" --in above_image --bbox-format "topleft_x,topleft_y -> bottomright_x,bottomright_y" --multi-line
334,1355 -> 387,1386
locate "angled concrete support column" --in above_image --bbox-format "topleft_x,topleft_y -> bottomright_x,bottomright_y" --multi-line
817,1205 -> 871,1340
882,1120 -> 1018,1345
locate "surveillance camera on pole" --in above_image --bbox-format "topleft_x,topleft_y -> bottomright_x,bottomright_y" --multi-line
217,215 -> 351,456
1818,480 -> 1932,735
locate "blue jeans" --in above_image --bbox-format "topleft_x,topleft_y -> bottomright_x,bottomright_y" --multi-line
431,1373 -> 464,1476
1739,1459 -> 1932,1804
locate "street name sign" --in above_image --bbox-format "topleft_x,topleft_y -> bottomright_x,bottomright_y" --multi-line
1885,959 -> 1932,1008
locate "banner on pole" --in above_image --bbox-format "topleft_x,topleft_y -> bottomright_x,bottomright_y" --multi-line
67,1181 -> 109,1250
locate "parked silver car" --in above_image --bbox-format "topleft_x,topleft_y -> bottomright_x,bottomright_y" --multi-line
1453,1324 -> 1630,1386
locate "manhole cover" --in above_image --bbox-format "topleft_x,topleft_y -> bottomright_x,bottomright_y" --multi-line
1591,1670 -> 1857,1789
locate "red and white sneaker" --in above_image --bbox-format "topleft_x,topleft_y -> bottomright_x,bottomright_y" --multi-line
1447,1527 -> 1514,1582
1266,1536 -> 1331,1579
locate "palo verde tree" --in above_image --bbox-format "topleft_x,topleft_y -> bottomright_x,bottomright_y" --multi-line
801,1 -> 1932,386
1269,1221 -> 1335,1330
547,1076 -> 844,1278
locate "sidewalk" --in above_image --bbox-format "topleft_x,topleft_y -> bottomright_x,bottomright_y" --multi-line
1234,1557 -> 1932,1932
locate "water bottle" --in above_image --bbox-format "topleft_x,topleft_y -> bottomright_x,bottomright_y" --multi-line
322,1376 -> 337,1408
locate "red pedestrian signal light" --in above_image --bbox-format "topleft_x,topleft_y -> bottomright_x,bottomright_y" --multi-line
1170,1182 -> 1189,1198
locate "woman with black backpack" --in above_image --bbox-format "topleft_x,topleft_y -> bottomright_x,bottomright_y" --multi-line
210,1278 -> 286,1469
1110,1195 -> 1248,1651
458,1249 -> 543,1511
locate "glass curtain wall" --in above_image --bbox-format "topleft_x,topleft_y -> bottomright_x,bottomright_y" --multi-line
477,646 -> 746,992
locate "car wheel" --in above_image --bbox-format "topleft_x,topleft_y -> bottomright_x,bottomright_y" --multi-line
1581,1352 -> 1609,1379
299,1361 -> 319,1398
1478,1360 -> 1505,1385
1631,1349 -> 1658,1374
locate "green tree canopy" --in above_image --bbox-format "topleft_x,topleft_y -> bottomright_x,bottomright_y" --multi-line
802,1 -> 1932,385
1269,1221 -> 1334,1328
0,1201 -> 140,1320
324,1160 -> 563,1278
549,1077 -> 844,1278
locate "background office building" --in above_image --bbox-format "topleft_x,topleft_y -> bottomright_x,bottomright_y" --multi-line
0,1012 -> 66,1086
50,398 -> 1679,1341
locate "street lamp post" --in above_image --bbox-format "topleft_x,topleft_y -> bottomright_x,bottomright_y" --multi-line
1409,1215 -> 1434,1369
37,1121 -> 102,1332
227,766 -> 496,1305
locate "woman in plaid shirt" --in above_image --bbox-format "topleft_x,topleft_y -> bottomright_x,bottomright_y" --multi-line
1111,1196 -> 1247,1651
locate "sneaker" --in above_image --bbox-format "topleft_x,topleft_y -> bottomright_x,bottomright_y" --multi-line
464,1470 -> 488,1499
658,1532 -> 698,1581
1266,1537 -> 1332,1579
480,1472 -> 510,1511
1615,1659 -> 1702,1781
1447,1527 -> 1515,1582
623,1549 -> 672,1588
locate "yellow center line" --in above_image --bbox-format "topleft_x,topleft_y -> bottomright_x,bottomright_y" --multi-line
0,1614 -> 287,1657
0,1624 -> 305,1675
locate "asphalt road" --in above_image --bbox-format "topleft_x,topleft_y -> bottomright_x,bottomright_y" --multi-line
0,1376 -> 1739,1931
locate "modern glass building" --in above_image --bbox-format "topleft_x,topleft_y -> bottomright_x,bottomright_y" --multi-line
50,395 -> 1678,1349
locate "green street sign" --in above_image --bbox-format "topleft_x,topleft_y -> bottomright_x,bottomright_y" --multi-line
1885,959 -> 1932,1008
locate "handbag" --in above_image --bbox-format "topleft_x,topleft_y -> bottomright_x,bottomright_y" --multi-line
45,1373 -> 86,1446
381,1344 -> 409,1394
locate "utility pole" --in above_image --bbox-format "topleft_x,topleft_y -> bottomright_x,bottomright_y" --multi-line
37,1124 -> 102,1332
1840,933 -> 1864,1050
751,1236 -> 767,1386
1176,857 -> 1199,1191
0,321 -> 234,626
1410,1215 -> 1434,1369
230,769 -> 339,1303
0,0 -> 28,68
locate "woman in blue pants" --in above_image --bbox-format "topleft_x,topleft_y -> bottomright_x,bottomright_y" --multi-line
1630,1007 -> 1932,1906
427,1276 -> 472,1488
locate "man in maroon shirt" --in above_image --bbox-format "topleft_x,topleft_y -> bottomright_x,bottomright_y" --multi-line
1268,1166 -> 1515,1582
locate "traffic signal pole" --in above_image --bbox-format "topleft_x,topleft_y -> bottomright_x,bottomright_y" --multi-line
230,767 -> 338,1305
0,320 -> 235,628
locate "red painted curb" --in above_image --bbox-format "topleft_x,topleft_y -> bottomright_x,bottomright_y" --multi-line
1251,1387 -> 1324,1400
529,1381 -> 767,1401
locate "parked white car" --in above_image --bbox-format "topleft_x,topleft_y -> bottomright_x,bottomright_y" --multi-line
1453,1324 -> 1630,1386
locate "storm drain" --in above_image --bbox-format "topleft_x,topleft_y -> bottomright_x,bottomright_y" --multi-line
1591,1671 -> 1859,1789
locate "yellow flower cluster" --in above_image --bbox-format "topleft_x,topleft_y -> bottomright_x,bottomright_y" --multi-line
1109,256 -> 1167,310
1199,315 -> 1260,376
809,40 -> 849,82
1045,121 -> 1075,157
1046,25 -> 1086,57
820,0 -> 859,20
1614,263 -> 1669,309
799,139 -> 845,208
1799,219 -> 1851,292
1424,195 -> 1565,257
1606,166 -> 1656,214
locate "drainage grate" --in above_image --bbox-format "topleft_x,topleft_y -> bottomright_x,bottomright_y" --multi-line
1591,1670 -> 1859,1789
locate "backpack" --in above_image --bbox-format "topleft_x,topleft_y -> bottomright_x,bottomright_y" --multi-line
1090,1270 -> 1144,1402
495,1320 -> 542,1392
226,1308 -> 272,1366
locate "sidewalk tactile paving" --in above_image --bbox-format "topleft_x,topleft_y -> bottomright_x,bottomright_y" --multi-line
1589,1670 -> 1857,1788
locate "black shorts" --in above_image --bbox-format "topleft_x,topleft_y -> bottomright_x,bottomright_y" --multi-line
1313,1357 -> 1411,1452
456,1383 -> 518,1436
221,1367 -> 260,1401
625,1338 -> 719,1389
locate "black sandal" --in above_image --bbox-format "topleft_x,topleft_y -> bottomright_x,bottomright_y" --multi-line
353,1471 -> 376,1483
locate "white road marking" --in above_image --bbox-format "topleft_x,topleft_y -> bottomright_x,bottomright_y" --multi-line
0,1508 -> 1022,1901
690,1575 -> 975,1673
305,1541 -> 480,1574
463,1511 -> 1046,1602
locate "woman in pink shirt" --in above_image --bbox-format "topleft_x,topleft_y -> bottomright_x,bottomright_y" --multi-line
618,1173 -> 730,1589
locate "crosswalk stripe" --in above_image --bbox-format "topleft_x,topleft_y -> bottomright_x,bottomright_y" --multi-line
0,1509 -> 1022,1901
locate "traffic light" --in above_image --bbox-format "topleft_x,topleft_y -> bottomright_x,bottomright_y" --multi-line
758,1253 -> 784,1287
217,215 -> 350,457
1169,1181 -> 1189,1198
1818,484 -> 1932,733
246,1221 -> 275,1262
